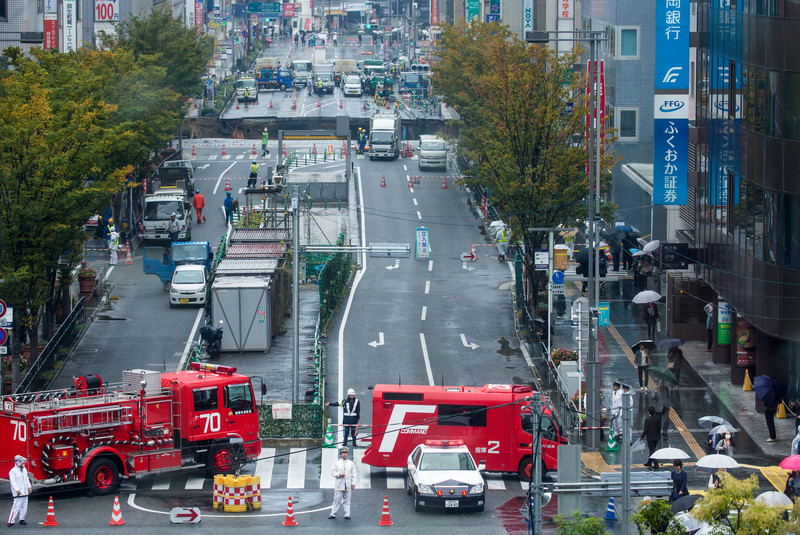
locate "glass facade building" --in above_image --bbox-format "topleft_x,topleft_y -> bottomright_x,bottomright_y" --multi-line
695,0 -> 800,378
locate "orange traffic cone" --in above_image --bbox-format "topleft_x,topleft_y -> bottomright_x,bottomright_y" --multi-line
378,495 -> 393,526
386,101 -> 390,110
236,100 -> 240,110
270,98 -> 274,109
124,240 -> 134,265
109,495 -> 124,526
471,244 -> 477,258
282,145 -> 287,157
221,144 -> 227,156
363,99 -> 367,111
339,100 -> 343,109
317,98 -> 321,108
191,144 -> 197,156
408,176 -> 413,188
43,496 -> 58,526
224,177 -> 232,191
282,496 -> 298,526
441,176 -> 448,189
252,144 -> 257,155
380,174 -> 386,187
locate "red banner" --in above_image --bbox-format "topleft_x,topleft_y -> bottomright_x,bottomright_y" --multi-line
284,3 -> 295,16
194,0 -> 204,32
431,0 -> 439,24
44,14 -> 57,50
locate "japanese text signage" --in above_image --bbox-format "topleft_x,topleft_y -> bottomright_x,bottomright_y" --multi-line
559,0 -> 572,18
63,0 -> 77,52
44,14 -> 58,49
284,3 -> 296,16
248,2 -> 283,14
717,301 -> 732,345
468,0 -> 480,20
95,0 -> 119,21
653,0 -> 689,206
415,227 -> 430,260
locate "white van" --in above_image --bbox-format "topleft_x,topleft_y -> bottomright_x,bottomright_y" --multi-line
418,135 -> 448,171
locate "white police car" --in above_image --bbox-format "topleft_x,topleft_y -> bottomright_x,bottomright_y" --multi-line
406,440 -> 485,513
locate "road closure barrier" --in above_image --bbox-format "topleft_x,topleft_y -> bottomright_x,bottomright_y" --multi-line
213,474 -> 262,512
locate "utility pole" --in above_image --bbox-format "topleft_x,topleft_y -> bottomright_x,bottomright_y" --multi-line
412,2 -> 417,63
291,186 -> 300,403
621,392 -> 632,533
527,396 -> 543,535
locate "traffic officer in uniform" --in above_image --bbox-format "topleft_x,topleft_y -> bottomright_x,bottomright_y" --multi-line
328,446 -> 357,520
327,389 -> 361,447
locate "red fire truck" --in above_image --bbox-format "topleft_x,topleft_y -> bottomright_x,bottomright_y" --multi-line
0,363 -> 261,494
362,383 -> 568,480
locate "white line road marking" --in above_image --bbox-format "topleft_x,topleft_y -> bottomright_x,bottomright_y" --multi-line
151,478 -> 170,491
213,162 -> 237,195
460,333 -> 479,350
255,447 -> 276,489
127,493 -> 332,518
403,164 -> 407,171
385,259 -> 399,270
178,308 -> 206,370
421,306 -> 427,321
222,155 -> 231,160
413,198 -> 418,206
420,333 -> 434,386
287,447 -> 306,488
368,332 -> 385,348
425,280 -> 430,294
320,448 -> 337,489
484,473 -> 506,490
386,467 -> 405,489
354,449 -> 371,489
209,155 -> 218,160
236,154 -> 244,160
428,260 -> 433,271
185,475 -> 205,490
416,211 -> 421,219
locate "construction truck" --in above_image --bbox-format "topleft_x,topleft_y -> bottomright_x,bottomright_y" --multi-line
368,111 -> 402,160
142,183 -> 191,243
143,241 -> 213,290
291,60 -> 313,86
334,59 -> 358,86
156,158 -> 195,198
255,68 -> 294,91
0,363 -> 262,495
235,77 -> 258,104
312,63 -> 335,95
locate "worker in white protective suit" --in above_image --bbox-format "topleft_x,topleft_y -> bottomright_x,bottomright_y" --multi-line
8,455 -> 31,527
328,447 -> 358,520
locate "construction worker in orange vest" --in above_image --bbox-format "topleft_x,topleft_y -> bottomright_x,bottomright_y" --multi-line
193,189 -> 206,223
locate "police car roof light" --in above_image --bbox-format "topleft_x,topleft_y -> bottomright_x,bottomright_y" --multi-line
424,439 -> 464,447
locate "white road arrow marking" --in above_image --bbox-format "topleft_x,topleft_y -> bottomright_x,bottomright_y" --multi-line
462,263 -> 475,271
368,332 -> 385,348
385,259 -> 400,270
460,334 -> 479,350
197,164 -> 210,170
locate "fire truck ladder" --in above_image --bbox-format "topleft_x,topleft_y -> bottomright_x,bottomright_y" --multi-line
32,405 -> 134,436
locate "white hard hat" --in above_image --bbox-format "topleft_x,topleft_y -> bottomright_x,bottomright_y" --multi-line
347,388 -> 355,396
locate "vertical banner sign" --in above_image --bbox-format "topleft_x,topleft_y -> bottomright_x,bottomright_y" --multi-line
585,60 -> 605,186
415,227 -> 430,260
556,0 -> 573,54
735,315 -> 756,367
63,0 -> 77,52
653,0 -> 689,205
468,0 -> 480,21
44,0 -> 58,50
522,0 -> 533,35
717,301 -> 732,345
95,0 -> 119,21
195,0 -> 205,32
431,0 -> 439,25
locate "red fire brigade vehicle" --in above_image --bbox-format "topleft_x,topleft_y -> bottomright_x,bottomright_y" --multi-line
362,383 -> 568,480
0,363 -> 261,495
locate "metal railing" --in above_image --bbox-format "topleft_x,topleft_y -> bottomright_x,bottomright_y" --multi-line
16,298 -> 86,394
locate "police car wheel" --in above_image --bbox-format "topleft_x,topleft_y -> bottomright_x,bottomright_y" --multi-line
406,473 -> 413,496
414,489 -> 424,512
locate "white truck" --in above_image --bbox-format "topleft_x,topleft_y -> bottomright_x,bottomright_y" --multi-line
312,62 -> 335,95
142,182 -> 191,243
368,112 -> 402,160
334,59 -> 358,86
312,46 -> 327,63
291,60 -> 313,86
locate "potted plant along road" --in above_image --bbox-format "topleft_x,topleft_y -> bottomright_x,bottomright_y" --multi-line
77,264 -> 97,294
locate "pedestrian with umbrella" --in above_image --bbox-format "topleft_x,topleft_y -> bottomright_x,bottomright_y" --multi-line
643,301 -> 660,339
649,379 -> 671,437
754,375 -> 781,442
666,344 -> 686,385
670,459 -> 690,502
622,230 -> 638,269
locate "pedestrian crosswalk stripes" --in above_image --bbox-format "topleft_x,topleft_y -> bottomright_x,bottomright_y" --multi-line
136,448 -> 530,493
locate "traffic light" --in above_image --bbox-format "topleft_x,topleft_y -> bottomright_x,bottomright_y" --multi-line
265,17 -> 271,22
366,23 -> 371,29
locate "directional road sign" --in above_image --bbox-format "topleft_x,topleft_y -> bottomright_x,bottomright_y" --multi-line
248,2 -> 282,14
551,283 -> 566,296
170,507 -> 201,524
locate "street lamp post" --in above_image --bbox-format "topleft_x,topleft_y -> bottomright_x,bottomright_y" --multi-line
524,30 -> 608,450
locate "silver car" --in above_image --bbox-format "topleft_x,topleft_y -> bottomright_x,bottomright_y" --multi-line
343,74 -> 362,96
169,264 -> 207,307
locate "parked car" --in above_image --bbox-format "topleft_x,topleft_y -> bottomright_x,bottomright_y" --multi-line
169,264 -> 208,307
406,440 -> 485,513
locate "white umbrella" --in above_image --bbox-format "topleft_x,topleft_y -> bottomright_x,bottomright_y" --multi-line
755,491 -> 793,507
695,454 -> 739,469
672,511 -> 705,533
699,416 -> 734,429
649,447 -> 690,460
642,240 -> 660,254
633,290 -> 662,304
709,424 -> 737,436
632,250 -> 646,257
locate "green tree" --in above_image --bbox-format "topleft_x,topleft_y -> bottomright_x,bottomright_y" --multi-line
432,21 -> 618,303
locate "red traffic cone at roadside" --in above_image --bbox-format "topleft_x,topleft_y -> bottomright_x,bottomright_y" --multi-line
109,495 -> 124,526
43,496 -> 58,526
363,99 -> 367,111
221,144 -> 227,156
124,241 -> 134,265
380,174 -> 386,187
378,495 -> 393,526
191,144 -> 197,156
339,100 -> 343,109
317,98 -> 321,108
236,100 -> 240,110
251,144 -> 257,155
441,176 -> 448,189
224,177 -> 232,191
282,496 -> 298,526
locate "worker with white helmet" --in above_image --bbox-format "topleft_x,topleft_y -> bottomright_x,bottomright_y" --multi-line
326,388 -> 361,447
248,159 -> 259,188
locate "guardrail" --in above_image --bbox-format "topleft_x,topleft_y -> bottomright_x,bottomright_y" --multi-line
16,298 -> 86,394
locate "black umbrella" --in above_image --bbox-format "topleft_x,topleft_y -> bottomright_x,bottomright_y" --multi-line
753,375 -> 781,406
658,338 -> 684,348
671,494 -> 701,513
631,340 -> 656,352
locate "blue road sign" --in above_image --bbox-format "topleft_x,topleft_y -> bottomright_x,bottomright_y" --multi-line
552,271 -> 565,285
0,328 -> 7,346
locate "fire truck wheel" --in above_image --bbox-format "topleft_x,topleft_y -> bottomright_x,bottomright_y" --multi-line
207,443 -> 243,475
517,457 -> 547,481
86,457 -> 120,495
